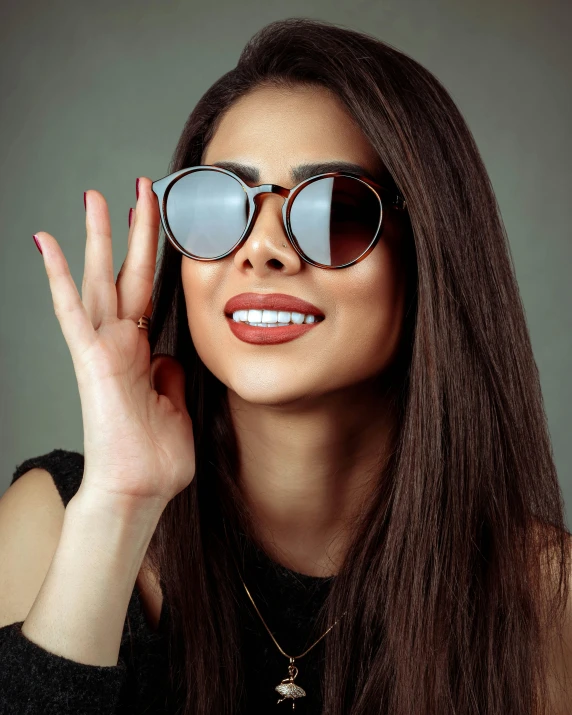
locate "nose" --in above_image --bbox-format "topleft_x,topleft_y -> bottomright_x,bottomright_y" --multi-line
232,185 -> 302,275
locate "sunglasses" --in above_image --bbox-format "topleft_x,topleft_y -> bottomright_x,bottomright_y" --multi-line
151,165 -> 407,269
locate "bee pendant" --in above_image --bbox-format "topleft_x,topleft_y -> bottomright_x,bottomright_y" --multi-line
275,660 -> 306,709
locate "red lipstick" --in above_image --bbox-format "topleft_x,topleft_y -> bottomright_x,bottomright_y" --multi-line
224,292 -> 325,345
224,292 -> 324,316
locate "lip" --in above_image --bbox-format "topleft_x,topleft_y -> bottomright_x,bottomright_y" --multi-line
224,292 -> 325,318
225,317 -> 322,345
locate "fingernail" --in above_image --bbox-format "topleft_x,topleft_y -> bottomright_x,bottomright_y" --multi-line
84,191 -> 87,210
33,234 -> 43,255
128,207 -> 134,228
136,178 -> 140,200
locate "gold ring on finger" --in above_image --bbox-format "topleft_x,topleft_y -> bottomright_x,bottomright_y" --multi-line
137,314 -> 150,330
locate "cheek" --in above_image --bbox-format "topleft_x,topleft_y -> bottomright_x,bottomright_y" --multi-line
329,253 -> 406,378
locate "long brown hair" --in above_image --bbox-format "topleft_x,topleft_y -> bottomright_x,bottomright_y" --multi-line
145,17 -> 570,714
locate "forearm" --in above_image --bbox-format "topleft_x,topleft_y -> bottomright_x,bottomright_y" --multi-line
21,484 -> 165,667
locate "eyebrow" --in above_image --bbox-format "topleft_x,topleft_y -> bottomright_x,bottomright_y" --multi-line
209,160 -> 382,185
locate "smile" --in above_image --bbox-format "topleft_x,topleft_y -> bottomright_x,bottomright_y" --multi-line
223,292 -> 326,344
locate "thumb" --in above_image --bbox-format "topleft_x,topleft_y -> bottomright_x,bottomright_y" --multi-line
150,354 -> 188,414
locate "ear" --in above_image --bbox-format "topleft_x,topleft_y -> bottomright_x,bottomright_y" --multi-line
149,353 -> 188,415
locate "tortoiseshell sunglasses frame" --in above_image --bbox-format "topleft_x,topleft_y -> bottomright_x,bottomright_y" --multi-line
151,164 -> 407,270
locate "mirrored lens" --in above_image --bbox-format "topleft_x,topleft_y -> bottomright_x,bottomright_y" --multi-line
289,176 -> 381,266
165,169 -> 248,258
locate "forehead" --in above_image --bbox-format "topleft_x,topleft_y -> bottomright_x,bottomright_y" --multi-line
202,84 -> 386,184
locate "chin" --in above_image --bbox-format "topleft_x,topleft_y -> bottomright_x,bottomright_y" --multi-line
227,378 -> 315,407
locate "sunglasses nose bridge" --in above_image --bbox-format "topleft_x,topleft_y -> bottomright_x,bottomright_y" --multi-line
248,184 -> 290,232
250,184 -> 290,201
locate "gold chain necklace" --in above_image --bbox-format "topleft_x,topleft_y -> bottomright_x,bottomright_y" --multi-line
238,570 -> 347,709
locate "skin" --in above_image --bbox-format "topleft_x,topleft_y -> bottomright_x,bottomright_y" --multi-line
181,84 -> 408,577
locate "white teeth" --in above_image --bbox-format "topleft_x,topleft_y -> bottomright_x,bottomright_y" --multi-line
231,309 -> 321,326
261,310 -> 278,323
247,309 -> 262,323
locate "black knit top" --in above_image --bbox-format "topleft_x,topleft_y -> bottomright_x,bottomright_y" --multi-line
0,449 -> 334,714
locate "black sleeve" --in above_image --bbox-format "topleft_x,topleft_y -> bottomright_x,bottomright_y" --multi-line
0,621 -> 127,715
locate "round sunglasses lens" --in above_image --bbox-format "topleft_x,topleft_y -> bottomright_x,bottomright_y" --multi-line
289,176 -> 381,266
165,170 -> 248,258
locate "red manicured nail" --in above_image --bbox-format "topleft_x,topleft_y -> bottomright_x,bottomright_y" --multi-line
33,234 -> 43,255
84,191 -> 87,210
128,207 -> 133,228
136,178 -> 140,200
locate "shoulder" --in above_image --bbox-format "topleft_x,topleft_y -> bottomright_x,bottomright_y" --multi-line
10,448 -> 85,507
0,449 -> 83,627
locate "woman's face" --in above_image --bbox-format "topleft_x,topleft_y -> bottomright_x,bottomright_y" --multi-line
181,84 -> 407,406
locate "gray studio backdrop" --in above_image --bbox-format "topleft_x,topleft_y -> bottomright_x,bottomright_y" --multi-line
1,1 -> 570,518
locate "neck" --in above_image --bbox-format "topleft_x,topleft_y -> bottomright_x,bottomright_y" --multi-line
228,378 -> 396,578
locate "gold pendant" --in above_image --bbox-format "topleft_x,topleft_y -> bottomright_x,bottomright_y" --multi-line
275,658 -> 306,709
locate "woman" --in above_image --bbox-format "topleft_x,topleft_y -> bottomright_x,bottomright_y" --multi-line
1,16 -> 570,715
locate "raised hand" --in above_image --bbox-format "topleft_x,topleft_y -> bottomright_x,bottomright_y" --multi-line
32,178 -> 195,509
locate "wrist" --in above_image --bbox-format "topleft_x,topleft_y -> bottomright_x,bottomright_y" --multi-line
65,483 -> 166,549
69,481 -> 168,522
